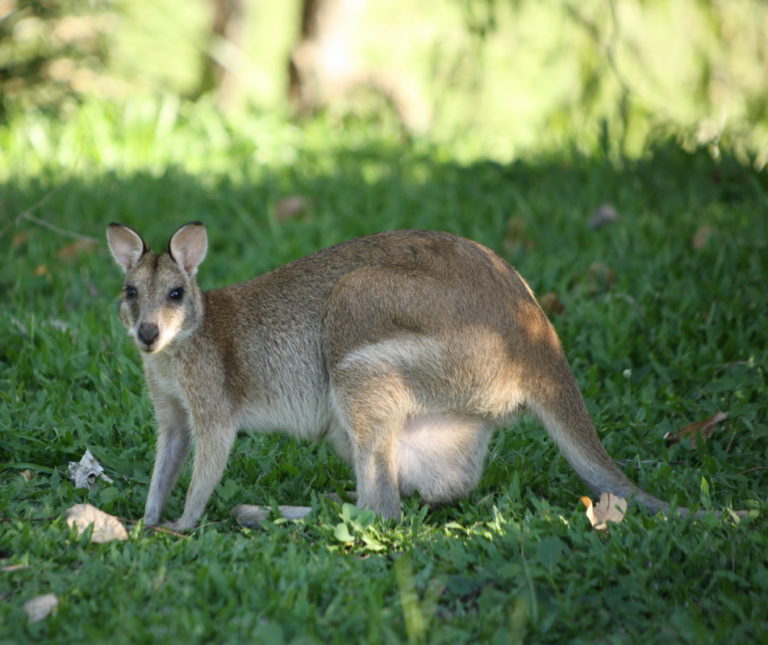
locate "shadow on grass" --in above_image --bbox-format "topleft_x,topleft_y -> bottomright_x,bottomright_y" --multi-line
3,138 -> 766,284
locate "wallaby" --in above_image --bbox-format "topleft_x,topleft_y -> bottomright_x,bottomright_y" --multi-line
107,222 -> 680,531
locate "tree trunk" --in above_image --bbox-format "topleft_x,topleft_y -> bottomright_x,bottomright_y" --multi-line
288,0 -> 430,132
197,0 -> 245,111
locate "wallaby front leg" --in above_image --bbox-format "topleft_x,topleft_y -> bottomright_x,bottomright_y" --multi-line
168,424 -> 237,531
144,398 -> 191,526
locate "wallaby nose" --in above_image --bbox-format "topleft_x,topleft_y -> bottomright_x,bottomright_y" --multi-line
137,322 -> 159,347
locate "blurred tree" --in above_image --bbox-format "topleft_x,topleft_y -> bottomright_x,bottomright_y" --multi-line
195,0 -> 246,111
0,0 -> 115,117
287,0 -> 430,132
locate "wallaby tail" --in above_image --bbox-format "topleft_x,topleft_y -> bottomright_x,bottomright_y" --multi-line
528,382 -> 739,519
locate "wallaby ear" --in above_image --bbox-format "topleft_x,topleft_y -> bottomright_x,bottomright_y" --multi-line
169,222 -> 207,277
106,223 -> 148,273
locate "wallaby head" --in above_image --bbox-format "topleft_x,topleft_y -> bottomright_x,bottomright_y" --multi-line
106,222 -> 208,354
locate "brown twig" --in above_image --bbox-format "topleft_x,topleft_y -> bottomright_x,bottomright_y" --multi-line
615,459 -> 684,467
738,466 -> 768,476
1,175 -> 98,243
19,212 -> 99,243
143,524 -> 190,539
1,183 -> 67,239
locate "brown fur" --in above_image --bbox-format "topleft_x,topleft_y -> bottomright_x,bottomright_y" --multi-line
107,223 -> 678,530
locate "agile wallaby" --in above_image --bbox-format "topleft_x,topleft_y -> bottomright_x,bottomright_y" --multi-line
107,222 -> 675,531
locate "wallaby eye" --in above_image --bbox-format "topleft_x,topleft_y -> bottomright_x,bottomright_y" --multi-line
168,288 -> 184,301
124,285 -> 138,299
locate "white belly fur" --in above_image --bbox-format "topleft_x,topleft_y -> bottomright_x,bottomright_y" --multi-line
397,413 -> 491,502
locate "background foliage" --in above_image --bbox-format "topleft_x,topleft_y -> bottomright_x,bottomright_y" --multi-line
2,0 -> 767,160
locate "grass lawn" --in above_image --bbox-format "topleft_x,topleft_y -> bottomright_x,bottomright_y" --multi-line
1,100 -> 767,643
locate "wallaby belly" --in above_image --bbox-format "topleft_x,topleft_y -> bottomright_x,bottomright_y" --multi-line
397,413 -> 492,502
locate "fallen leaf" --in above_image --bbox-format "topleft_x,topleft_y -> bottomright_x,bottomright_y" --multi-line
23,593 -> 59,623
2,564 -> 30,572
663,411 -> 728,449
589,204 -> 619,230
58,238 -> 97,259
12,232 -> 29,247
275,195 -> 311,221
585,262 -> 616,293
66,448 -> 113,489
502,216 -> 533,255
581,493 -> 627,530
65,503 -> 128,543
34,265 -> 48,276
20,470 -> 33,482
539,292 -> 565,316
692,226 -> 714,250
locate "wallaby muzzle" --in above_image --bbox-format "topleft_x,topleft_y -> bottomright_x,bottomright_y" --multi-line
137,322 -> 160,348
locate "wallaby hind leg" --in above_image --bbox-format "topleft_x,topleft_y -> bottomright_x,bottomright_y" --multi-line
331,367 -> 411,521
345,398 -> 405,520
353,437 -> 402,520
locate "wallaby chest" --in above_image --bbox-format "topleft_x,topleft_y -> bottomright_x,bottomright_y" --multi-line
143,351 -> 191,406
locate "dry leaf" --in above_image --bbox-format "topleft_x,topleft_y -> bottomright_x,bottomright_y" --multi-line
502,216 -> 533,255
58,238 -> 97,259
581,493 -> 627,530
692,226 -> 714,250
66,448 -> 113,489
23,593 -> 59,623
539,292 -> 565,316
12,232 -> 29,247
589,204 -> 619,230
2,564 -> 30,572
275,195 -> 311,221
65,503 -> 128,543
20,469 -> 33,482
663,411 -> 727,449
585,262 -> 616,293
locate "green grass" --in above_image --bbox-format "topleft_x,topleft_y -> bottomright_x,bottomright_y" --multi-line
1,100 -> 767,643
